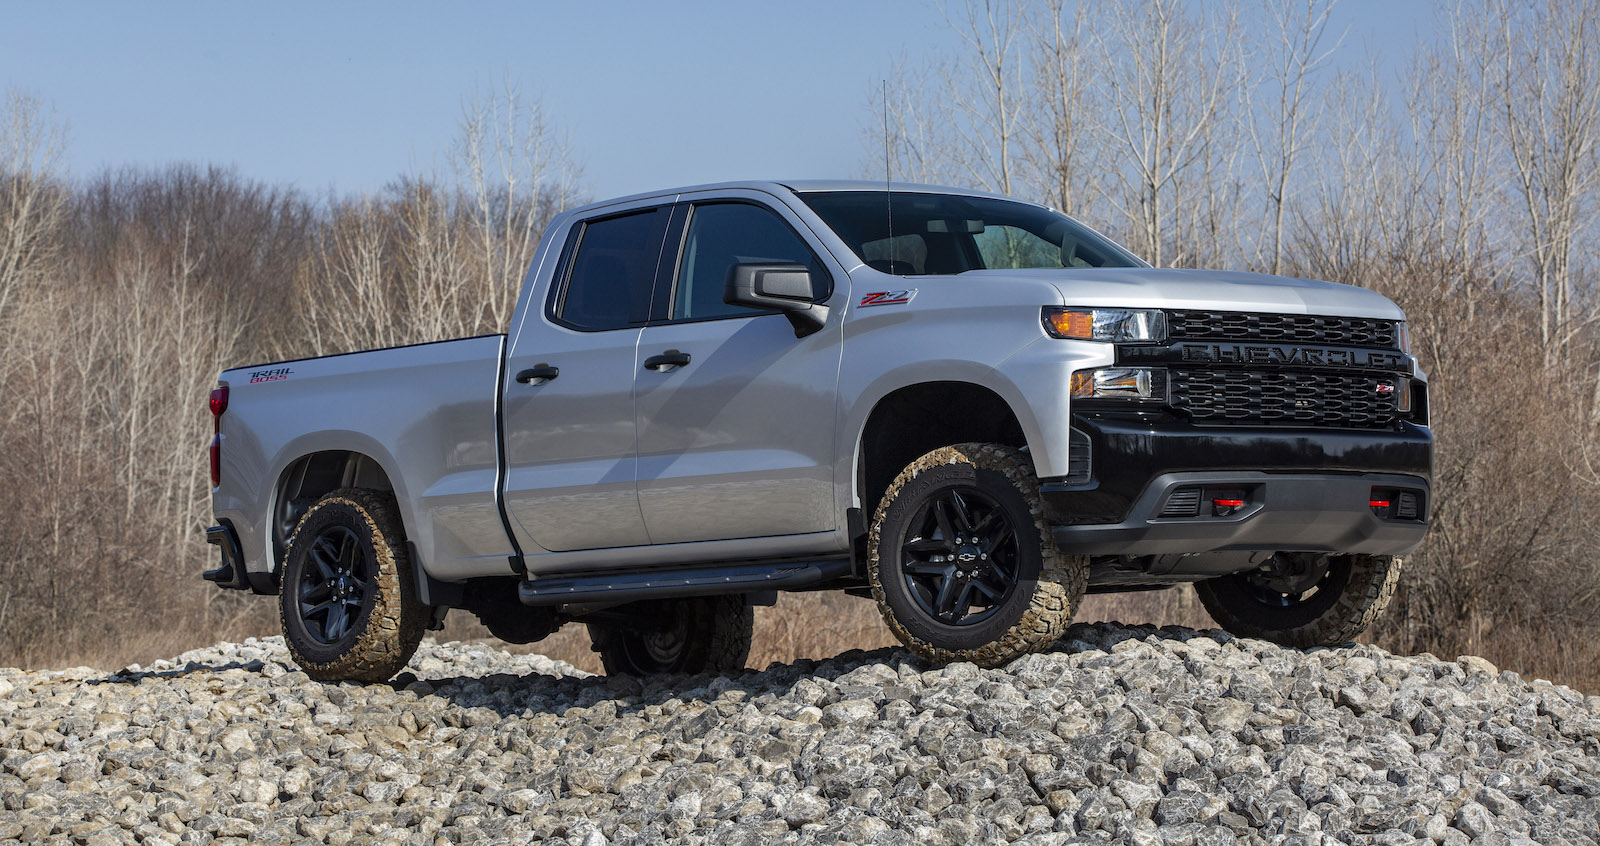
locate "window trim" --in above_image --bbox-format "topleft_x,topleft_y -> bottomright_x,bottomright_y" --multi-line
544,205 -> 671,333
651,200 -> 837,328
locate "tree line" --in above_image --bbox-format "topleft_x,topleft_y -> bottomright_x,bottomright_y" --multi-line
0,86 -> 582,665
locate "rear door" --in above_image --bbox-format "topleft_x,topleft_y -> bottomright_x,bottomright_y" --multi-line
633,195 -> 844,545
500,204 -> 672,552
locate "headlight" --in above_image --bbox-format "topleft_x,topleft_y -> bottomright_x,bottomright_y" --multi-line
1070,367 -> 1168,402
1396,321 -> 1410,353
1043,307 -> 1167,342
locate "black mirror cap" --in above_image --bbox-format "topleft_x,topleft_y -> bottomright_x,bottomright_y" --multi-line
724,263 -> 829,337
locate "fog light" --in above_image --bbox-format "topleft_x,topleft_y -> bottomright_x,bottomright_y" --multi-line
1070,367 -> 1168,402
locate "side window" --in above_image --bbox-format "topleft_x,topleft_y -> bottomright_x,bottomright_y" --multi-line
555,208 -> 668,331
673,203 -> 826,322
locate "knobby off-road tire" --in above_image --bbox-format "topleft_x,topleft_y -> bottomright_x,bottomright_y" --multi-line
1195,554 -> 1403,648
279,488 -> 428,683
868,443 -> 1089,668
587,596 -> 753,677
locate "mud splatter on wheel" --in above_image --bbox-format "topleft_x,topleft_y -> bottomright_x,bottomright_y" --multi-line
278,488 -> 427,682
1195,553 -> 1403,647
868,443 -> 1088,667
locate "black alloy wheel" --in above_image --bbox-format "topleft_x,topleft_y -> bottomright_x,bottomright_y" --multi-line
587,596 -> 753,677
277,488 -> 428,682
296,524 -> 373,644
1195,552 -> 1404,648
619,612 -> 692,673
867,443 -> 1088,667
899,487 -> 1020,626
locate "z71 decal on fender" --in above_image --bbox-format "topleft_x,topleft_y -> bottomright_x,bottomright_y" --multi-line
859,289 -> 917,307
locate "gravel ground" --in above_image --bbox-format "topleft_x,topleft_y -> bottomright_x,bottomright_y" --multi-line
1,622 -> 1598,845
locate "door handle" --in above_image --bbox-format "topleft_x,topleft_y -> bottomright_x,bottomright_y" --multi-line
514,364 -> 559,385
642,350 -> 692,372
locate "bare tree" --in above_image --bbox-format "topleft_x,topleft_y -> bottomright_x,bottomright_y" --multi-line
1480,0 -> 1600,362
455,80 -> 583,333
1093,0 -> 1244,266
865,59 -> 954,186
0,91 -> 68,332
1243,0 -> 1341,274
1021,0 -> 1101,215
937,0 -> 1029,195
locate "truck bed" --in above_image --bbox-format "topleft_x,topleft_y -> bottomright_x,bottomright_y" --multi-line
212,334 -> 517,586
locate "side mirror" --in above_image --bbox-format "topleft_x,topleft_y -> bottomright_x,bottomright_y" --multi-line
724,263 -> 829,337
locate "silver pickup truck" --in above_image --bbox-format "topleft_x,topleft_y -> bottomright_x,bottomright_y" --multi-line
204,180 -> 1431,681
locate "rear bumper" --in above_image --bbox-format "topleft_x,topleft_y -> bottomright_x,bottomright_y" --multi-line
1042,414 -> 1432,557
204,522 -> 277,595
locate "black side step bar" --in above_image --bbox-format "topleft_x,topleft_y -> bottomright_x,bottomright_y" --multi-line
518,558 -> 852,607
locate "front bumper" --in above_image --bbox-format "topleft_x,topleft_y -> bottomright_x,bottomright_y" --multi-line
1042,414 -> 1432,557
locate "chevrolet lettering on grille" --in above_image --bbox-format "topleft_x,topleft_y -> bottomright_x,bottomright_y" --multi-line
1176,343 -> 1405,370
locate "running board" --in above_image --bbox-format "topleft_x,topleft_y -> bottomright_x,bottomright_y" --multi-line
517,558 -> 852,607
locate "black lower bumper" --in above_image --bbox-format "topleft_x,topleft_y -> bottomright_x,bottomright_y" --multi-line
1043,415 -> 1431,557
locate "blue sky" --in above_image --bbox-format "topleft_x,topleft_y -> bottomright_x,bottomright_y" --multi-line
3,1 -> 1434,200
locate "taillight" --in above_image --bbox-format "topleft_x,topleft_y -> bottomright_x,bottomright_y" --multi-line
209,386 -> 228,486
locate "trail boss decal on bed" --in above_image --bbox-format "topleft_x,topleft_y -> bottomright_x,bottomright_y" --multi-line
860,289 -> 917,307
249,367 -> 294,384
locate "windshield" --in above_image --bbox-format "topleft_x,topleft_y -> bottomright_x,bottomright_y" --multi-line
799,190 -> 1143,275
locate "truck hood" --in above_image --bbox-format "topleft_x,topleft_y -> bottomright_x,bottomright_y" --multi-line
971,267 -> 1405,320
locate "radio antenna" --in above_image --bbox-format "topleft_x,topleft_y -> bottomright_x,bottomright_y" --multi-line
882,79 -> 896,275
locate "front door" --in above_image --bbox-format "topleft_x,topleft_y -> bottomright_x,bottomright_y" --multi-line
501,205 -> 670,552
634,199 -> 843,545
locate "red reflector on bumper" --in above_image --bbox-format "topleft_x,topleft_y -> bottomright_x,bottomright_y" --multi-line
1212,499 -> 1244,508
1369,500 -> 1391,507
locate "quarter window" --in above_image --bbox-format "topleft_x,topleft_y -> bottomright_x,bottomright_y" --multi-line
673,203 -> 826,321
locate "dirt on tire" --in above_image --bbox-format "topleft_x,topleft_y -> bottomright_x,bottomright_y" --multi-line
278,488 -> 427,683
1196,554 -> 1403,648
867,442 -> 1088,668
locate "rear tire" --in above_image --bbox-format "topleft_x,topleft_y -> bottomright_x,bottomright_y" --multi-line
278,488 -> 427,682
867,443 -> 1088,668
1195,553 -> 1402,647
587,596 -> 753,676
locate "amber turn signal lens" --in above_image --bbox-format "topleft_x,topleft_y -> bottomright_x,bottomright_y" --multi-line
1044,309 -> 1096,339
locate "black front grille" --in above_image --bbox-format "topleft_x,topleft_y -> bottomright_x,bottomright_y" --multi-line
1167,309 -> 1399,349
1170,370 -> 1400,429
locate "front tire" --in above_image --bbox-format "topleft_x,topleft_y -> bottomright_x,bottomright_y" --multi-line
1195,553 -> 1402,647
278,488 -> 427,682
587,596 -> 753,676
868,443 -> 1088,668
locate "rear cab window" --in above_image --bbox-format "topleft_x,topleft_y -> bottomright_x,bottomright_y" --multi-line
550,206 -> 672,331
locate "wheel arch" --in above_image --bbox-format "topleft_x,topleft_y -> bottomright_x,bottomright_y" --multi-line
268,434 -> 412,577
852,378 -> 1036,526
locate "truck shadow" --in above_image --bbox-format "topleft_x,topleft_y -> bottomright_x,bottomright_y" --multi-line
81,622 -> 1216,722
410,623 -> 1213,720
